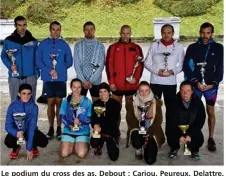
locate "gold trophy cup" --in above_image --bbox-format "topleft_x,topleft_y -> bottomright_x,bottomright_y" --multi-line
70,101 -> 80,131
178,125 -> 191,155
93,106 -> 106,138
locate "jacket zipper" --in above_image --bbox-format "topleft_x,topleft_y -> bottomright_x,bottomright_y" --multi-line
21,46 -> 23,77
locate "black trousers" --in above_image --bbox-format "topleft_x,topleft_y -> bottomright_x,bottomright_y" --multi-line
167,131 -> 204,153
131,130 -> 158,165
4,130 -> 49,149
90,136 -> 119,161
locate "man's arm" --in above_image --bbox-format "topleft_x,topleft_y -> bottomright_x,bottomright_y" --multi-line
171,45 -> 185,75
105,45 -> 115,85
74,44 -> 86,82
64,43 -> 73,69
5,104 -> 18,137
34,40 -> 40,77
1,40 -> 12,70
144,44 -> 159,75
133,45 -> 144,83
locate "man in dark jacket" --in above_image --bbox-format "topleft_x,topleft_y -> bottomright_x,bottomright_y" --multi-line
1,16 -> 39,102
183,22 -> 223,152
90,82 -> 121,161
166,81 -> 206,161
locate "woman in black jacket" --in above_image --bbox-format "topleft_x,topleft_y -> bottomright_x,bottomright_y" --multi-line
90,82 -> 121,161
166,81 -> 206,161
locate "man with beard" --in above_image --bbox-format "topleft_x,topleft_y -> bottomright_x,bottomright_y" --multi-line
74,21 -> 105,102
1,16 -> 39,102
183,22 -> 224,152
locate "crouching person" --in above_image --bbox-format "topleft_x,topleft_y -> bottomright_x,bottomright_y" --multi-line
4,84 -> 48,161
60,78 -> 92,158
129,81 -> 165,165
90,82 -> 120,161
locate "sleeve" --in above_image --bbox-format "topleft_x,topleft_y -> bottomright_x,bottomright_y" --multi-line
183,45 -> 198,84
74,43 -> 86,82
89,44 -> 105,84
60,99 -> 72,128
212,44 -> 224,89
105,44 -> 115,85
26,105 -> 38,152
144,44 -> 159,75
91,102 -> 100,128
1,40 -> 12,70
64,43 -> 73,69
35,42 -> 52,74
187,101 -> 206,137
34,41 -> 40,78
171,45 -> 185,75
134,45 -> 144,82
79,99 -> 92,125
5,104 -> 18,137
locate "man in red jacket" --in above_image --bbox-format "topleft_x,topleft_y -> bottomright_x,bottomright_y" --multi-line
105,25 -> 144,140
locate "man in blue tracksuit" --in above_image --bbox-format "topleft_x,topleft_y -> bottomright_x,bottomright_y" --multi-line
4,84 -> 48,161
1,16 -> 39,102
36,21 -> 73,140
183,22 -> 223,152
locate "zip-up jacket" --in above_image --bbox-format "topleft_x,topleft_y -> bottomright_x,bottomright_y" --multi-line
183,38 -> 224,89
1,30 -> 39,78
5,96 -> 38,152
106,40 -> 144,91
36,38 -> 73,82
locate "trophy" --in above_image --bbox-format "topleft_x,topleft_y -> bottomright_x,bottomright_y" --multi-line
137,103 -> 150,135
178,125 -> 191,155
197,62 -> 207,88
93,106 -> 106,138
126,55 -> 144,82
70,101 -> 80,131
13,112 -> 26,145
6,49 -> 19,77
162,51 -> 171,76
91,62 -> 100,74
50,53 -> 58,79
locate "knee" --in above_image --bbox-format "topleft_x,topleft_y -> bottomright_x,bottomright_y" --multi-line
61,150 -> 70,158
77,150 -> 88,158
131,131 -> 144,149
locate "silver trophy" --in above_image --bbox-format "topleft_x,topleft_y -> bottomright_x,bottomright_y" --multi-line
50,53 -> 58,79
13,112 -> 26,145
126,55 -> 144,82
197,62 -> 207,88
6,49 -> 19,77
137,103 -> 150,135
162,51 -> 171,75
91,62 -> 100,74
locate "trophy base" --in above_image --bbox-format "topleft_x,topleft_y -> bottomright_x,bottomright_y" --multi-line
184,150 -> 191,156
126,77 -> 133,82
93,133 -> 101,138
138,130 -> 146,135
162,71 -> 169,76
51,76 -> 58,80
17,139 -> 25,145
200,84 -> 207,89
71,126 -> 79,131
12,72 -> 19,77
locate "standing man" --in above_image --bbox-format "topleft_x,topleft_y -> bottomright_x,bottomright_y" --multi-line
144,24 -> 184,129
1,16 -> 39,102
74,21 -> 105,102
36,21 -> 73,140
106,25 -> 144,140
183,22 -> 223,152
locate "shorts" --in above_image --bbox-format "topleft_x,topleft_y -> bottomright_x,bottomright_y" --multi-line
43,81 -> 66,98
61,134 -> 90,144
193,88 -> 218,106
112,90 -> 137,96
81,85 -> 99,98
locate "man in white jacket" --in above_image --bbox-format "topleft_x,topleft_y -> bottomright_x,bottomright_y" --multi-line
144,24 -> 185,129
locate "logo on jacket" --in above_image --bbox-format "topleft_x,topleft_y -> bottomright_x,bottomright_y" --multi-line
116,48 -> 120,51
211,53 -> 215,55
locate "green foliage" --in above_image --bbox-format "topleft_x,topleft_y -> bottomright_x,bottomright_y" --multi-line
153,0 -> 222,17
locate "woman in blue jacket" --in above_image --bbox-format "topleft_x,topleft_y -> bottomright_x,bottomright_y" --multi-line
60,78 -> 92,158
36,21 -> 73,140
4,84 -> 48,161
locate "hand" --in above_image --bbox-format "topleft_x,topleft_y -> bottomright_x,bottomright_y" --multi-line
110,84 -> 116,91
202,85 -> 213,91
197,82 -> 205,91
179,136 -> 186,143
7,51 -> 13,57
82,81 -> 90,89
50,70 -> 58,78
185,135 -> 191,142
74,118 -> 80,125
17,131 -> 24,139
11,65 -> 17,72
157,69 -> 163,77
94,124 -> 101,133
87,81 -> 92,89
127,78 -> 136,84
26,151 -> 33,162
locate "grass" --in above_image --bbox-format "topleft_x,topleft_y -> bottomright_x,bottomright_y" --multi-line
10,0 -> 223,38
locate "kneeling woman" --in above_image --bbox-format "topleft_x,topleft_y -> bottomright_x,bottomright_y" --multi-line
60,78 -> 92,158
129,81 -> 165,165
91,82 -> 121,161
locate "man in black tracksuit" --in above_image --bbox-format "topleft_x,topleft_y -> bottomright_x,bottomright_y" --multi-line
166,81 -> 206,161
183,22 -> 223,152
90,82 -> 121,161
